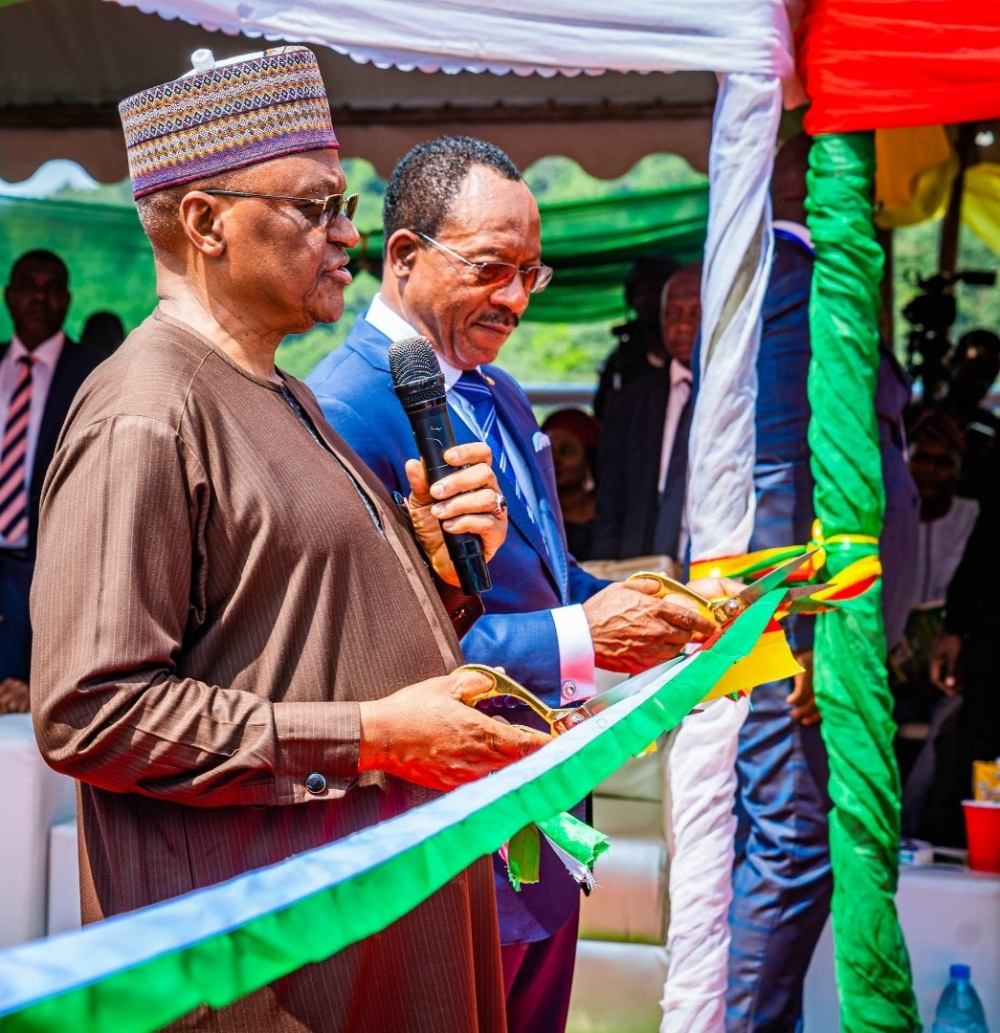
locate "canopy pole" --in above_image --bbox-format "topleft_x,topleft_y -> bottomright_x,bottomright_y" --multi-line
804,133 -> 919,1032
938,122 -> 977,277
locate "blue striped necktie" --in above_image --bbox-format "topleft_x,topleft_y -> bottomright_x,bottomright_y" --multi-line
0,356 -> 34,544
452,370 -> 535,523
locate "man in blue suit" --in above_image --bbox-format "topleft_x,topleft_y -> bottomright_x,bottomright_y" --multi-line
308,136 -> 717,1033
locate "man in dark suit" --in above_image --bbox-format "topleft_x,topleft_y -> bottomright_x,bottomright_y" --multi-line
593,253 -> 678,420
592,261 -> 701,562
0,250 -> 104,713
307,136 -> 718,1033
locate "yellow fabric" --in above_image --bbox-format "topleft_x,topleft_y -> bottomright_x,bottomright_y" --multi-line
704,630 -> 803,701
964,162 -> 1000,254
874,125 -> 956,229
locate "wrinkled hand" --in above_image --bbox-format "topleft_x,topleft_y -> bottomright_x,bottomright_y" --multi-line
786,650 -> 819,725
0,678 -> 30,714
405,442 -> 508,587
930,631 -> 964,696
358,668 -> 548,791
583,579 -> 717,675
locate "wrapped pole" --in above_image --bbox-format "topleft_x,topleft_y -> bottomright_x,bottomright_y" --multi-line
804,132 -> 919,1032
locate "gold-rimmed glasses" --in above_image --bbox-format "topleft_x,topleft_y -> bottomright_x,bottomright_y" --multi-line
416,232 -> 553,294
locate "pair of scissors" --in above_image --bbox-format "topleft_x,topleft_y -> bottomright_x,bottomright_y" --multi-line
626,549 -> 826,626
459,657 -> 688,737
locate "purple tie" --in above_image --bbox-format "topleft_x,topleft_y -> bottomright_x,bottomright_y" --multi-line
0,356 -> 34,544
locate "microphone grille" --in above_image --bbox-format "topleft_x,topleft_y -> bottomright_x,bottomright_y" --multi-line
388,336 -> 442,386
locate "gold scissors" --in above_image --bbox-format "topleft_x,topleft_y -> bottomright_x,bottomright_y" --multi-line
626,549 -> 823,626
458,659 -> 686,736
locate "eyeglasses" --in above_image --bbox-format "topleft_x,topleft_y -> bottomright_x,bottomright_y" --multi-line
416,232 -> 553,294
202,190 -> 360,228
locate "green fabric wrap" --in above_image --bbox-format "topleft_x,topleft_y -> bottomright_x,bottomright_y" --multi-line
0,597 -> 779,1033
537,812 -> 610,868
805,132 -> 919,1031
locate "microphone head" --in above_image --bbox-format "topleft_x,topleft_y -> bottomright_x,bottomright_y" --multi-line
389,336 -> 442,387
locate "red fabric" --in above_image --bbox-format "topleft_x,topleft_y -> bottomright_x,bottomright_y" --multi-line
797,0 -> 1000,135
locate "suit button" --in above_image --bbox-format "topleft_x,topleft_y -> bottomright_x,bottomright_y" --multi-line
305,773 -> 326,795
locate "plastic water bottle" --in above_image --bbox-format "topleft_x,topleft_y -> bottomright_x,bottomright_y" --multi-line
932,964 -> 989,1033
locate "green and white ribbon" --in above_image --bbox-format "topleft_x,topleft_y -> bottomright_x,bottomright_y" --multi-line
0,595 -> 781,1033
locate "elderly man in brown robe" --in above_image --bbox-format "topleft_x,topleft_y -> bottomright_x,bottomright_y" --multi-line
29,46 -> 547,1032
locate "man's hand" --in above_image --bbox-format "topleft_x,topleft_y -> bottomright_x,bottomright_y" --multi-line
583,579 -> 717,675
786,650 -> 819,725
930,631 -> 964,696
405,442 -> 508,587
358,668 -> 549,791
0,678 -> 30,714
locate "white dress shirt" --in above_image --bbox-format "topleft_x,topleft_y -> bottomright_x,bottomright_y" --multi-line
365,294 -> 596,702
0,331 -> 65,548
658,358 -> 693,494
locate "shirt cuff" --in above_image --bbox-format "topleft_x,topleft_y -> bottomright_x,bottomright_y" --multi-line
273,700 -> 362,805
551,604 -> 596,706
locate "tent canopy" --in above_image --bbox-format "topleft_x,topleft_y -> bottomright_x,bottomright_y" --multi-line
0,0 -> 721,184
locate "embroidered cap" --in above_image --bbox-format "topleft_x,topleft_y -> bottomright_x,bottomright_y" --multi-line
119,46 -> 339,199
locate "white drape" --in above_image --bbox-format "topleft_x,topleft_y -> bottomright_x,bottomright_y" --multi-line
661,695 -> 750,1031
105,0 -> 794,79
103,4 -> 792,1030
662,70 -> 781,1033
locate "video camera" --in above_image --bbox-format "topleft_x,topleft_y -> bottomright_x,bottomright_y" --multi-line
903,269 -> 996,397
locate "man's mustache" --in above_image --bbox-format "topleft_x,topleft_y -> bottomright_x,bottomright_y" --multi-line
480,311 -> 520,330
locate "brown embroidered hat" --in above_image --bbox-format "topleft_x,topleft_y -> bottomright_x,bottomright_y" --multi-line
119,46 -> 338,198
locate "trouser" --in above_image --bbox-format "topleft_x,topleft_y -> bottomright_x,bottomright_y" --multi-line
501,905 -> 580,1033
0,551 -> 34,682
726,678 -> 833,1033
944,630 -> 1000,845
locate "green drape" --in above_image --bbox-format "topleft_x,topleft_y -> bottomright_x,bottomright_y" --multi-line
0,181 -> 708,337
805,132 -> 919,1031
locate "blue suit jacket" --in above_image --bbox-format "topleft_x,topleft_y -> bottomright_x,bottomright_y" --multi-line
307,313 -> 608,943
752,234 -> 919,651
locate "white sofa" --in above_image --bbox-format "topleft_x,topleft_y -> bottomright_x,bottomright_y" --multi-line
0,714 -> 74,948
569,730 -> 671,1033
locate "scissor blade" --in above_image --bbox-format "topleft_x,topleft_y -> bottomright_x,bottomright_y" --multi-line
783,583 -> 836,614
736,549 -> 820,609
551,655 -> 688,733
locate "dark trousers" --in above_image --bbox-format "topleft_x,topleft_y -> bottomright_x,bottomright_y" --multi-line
941,630 -> 1000,845
0,552 -> 34,681
501,905 -> 580,1033
726,679 -> 833,1033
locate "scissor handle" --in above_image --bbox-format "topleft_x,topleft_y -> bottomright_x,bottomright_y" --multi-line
457,664 -> 560,728
626,571 -> 737,623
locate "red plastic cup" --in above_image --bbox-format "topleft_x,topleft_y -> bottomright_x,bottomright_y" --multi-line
963,800 -> 1000,874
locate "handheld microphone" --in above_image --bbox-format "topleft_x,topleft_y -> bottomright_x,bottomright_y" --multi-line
389,336 -> 491,595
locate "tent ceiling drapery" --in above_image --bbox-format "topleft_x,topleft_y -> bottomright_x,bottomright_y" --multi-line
0,0 -> 720,183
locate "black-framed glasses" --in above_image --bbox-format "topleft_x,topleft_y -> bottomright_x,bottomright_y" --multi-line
416,232 -> 553,294
202,189 -> 360,228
